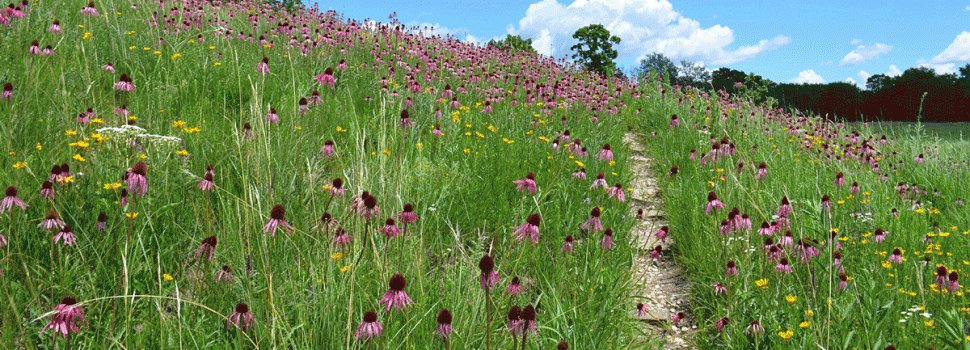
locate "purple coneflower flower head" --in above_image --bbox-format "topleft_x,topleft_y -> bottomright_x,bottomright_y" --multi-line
590,172 -> 608,190
378,218 -> 402,238
777,196 -> 792,217
48,19 -> 63,35
947,271 -> 960,292
101,61 -> 114,73
754,162 -> 767,180
513,172 -> 537,194
672,311 -> 686,326
113,73 -> 135,91
194,236 -> 217,261
650,245 -> 663,259
39,210 -> 65,231
719,219 -> 733,236
507,305 -> 523,335
126,162 -> 148,196
636,302 -> 649,317
315,212 -> 337,232
29,40 -> 42,55
607,183 -> 626,202
432,124 -> 443,136
725,260 -> 737,276
669,114 -> 680,129
1,186 -> 28,213
705,191 -> 725,215
321,139 -> 335,158
328,177 -> 346,198
521,305 -> 537,334
849,181 -> 860,194
914,153 -> 924,164
394,203 -> 418,225
114,104 -> 129,116
380,273 -> 415,311
298,98 -> 309,115
829,229 -> 842,250
838,273 -> 849,291
668,165 -> 679,176
332,227 -> 353,247
833,172 -> 845,186
745,320 -> 765,336
482,100 -> 493,114
433,106 -> 443,120
478,255 -> 499,290
935,266 -> 949,288
227,303 -> 255,331
316,67 -> 336,88
779,230 -> 794,246
561,235 -> 575,253
79,1 -> 99,16
308,90 -> 323,106
215,265 -> 233,283
355,310 -> 383,339
197,172 -> 215,191
358,195 -> 381,221
256,57 -> 270,76
263,205 -> 295,236
506,276 -> 523,296
715,317 -> 729,332
119,189 -> 130,207
654,226 -> 669,243
776,257 -> 793,274
95,212 -> 107,231
580,207 -> 603,232
558,341 -> 569,350
1,82 -> 12,100
571,167 -> 587,179
434,308 -> 453,340
595,143 -> 613,161
512,213 -> 541,244
53,225 -> 76,246
49,164 -> 63,183
399,109 -> 414,129
43,297 -> 88,338
265,108 -> 279,124
820,194 -> 832,211
599,228 -> 615,250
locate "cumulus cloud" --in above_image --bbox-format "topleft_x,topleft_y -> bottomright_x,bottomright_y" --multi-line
854,70 -> 871,88
851,39 -> 862,45
845,77 -> 856,86
887,65 -> 902,77
789,69 -> 825,84
928,31 -> 970,64
839,42 -> 893,66
919,62 -> 958,74
508,0 -> 790,64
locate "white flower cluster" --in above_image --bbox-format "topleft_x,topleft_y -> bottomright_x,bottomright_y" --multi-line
96,125 -> 182,147
898,305 -> 931,323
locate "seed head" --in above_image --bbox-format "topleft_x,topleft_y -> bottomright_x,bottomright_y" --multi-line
363,310 -> 378,323
235,303 -> 249,313
270,205 -> 286,220
388,273 -> 406,291
521,305 -> 536,321
5,186 -> 16,197
526,213 -> 541,226
437,308 -> 452,324
46,210 -> 59,220
478,255 -> 495,273
131,162 -> 148,176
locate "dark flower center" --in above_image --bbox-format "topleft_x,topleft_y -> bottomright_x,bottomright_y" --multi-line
45,210 -> 58,220
363,310 -> 378,323
62,297 -> 77,305
236,303 -> 249,313
132,162 -> 148,176
5,186 -> 16,197
389,273 -> 406,291
270,205 -> 286,220
507,306 -> 521,321
478,255 -> 494,273
526,213 -> 541,226
437,308 -> 452,324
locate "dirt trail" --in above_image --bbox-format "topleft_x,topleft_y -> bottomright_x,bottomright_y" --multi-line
623,132 -> 694,349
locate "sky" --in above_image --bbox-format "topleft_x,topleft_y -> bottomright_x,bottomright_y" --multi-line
314,0 -> 970,88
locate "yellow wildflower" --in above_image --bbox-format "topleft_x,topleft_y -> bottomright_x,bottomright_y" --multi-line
175,150 -> 189,156
756,278 -> 769,288
785,295 -> 797,304
65,130 -> 78,136
163,273 -> 173,281
13,162 -> 27,169
125,212 -> 139,218
331,252 -> 342,260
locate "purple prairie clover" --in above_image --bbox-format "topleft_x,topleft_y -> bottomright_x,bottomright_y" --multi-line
705,191 -> 725,215
654,226 -> 669,243
194,236 -> 217,261
650,245 -> 663,259
478,255 -> 499,290
580,207 -> 603,232
560,235 -> 575,253
113,73 -> 135,92
607,183 -> 626,202
745,320 -> 765,336
215,265 -> 233,283
1,82 -> 12,100
42,297 -> 88,338
725,260 -> 737,276
265,108 -> 279,124
53,225 -> 76,246
329,177 -> 346,197
399,109 -> 414,130
434,308 -> 453,340
227,303 -> 255,331
754,162 -> 767,180
834,172 -> 845,186
512,214 -> 541,244
332,227 -> 353,247
948,271 -> 960,292
101,61 -> 114,73
711,282 -> 728,295
715,317 -> 729,332
256,57 -> 270,76
394,203 -> 418,226
506,276 -> 523,296
513,172 -> 537,194
669,114 -> 680,129
590,172 -> 608,190
377,218 -> 401,238
380,273 -> 415,311
79,1 -> 99,16
776,258 -> 793,274
599,229 -> 615,250
197,173 -> 215,191
39,210 -> 66,231
1,186 -> 28,213
315,67 -> 336,88
521,305 -> 538,334
507,306 -> 523,336
126,162 -> 148,197
595,143 -> 613,161
263,205 -> 295,236
636,303 -> 649,317
321,140 -> 335,158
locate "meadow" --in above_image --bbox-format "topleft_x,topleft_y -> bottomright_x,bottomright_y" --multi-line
0,0 -> 967,349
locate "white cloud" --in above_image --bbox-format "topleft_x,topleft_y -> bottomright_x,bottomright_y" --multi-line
839,42 -> 893,66
845,77 -> 856,85
854,70 -> 871,88
851,39 -> 862,45
789,69 -> 825,84
887,65 -> 902,77
820,60 -> 833,66
919,62 -> 958,74
508,0 -> 789,64
965,5 -> 970,11
928,31 -> 970,64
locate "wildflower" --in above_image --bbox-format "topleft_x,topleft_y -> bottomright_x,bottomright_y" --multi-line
655,226 -> 669,243
874,228 -> 887,243
321,140 -> 335,158
53,225 -> 77,246
48,20 -> 63,35
378,218 -> 401,238
101,62 -> 114,73
29,40 -> 41,56
600,228 -> 616,250
650,245 -> 663,259
725,260 -> 737,276
308,90 -> 322,106
394,203 -> 418,226
777,196 -> 792,217
820,194 -> 832,211
113,74 -> 135,92
507,306 -> 524,335
256,57 -> 270,76
399,109 -> 414,129
512,214 -> 541,244
263,205 -> 295,236
745,320 -> 765,335
265,108 -> 279,124
754,162 -> 767,180
715,317 -> 729,332
833,172 -> 845,186
668,165 -> 679,176
849,181 -> 860,194
39,210 -> 65,231
935,266 -> 948,288
125,162 -> 148,196
711,282 -> 728,295
432,124 -> 443,136
719,219 -> 732,236
332,227 -> 353,247
358,195 -> 381,221
95,213 -> 107,230
672,311 -> 686,326
590,172 -> 608,190
42,297 -> 88,338
380,273 -> 415,311
607,183 -> 626,202
779,230 -> 794,246
329,177 -> 346,197
755,278 -> 769,288
1,82 -> 12,100
215,265 -> 233,283
194,236 -> 217,261
776,257 -> 793,274
705,191 -> 725,215
434,308 -> 453,340
0,186 -> 28,213
478,255 -> 499,290
79,1 -> 99,16
561,235 -> 575,253
513,172 -> 537,194
595,143 -> 613,161
114,105 -> 129,116
506,276 -> 523,296
914,153 -> 924,164
197,172 -> 215,191
669,114 -> 680,129
636,303 -> 649,317
119,189 -> 129,206
889,248 -> 903,263
315,67 -> 336,88
558,341 -> 569,350
521,304 -> 538,334
227,303 -> 255,331
837,273 -> 848,291
355,310 -> 383,339
947,271 -> 960,292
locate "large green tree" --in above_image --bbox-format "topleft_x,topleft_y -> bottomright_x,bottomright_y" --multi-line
570,24 -> 621,77
487,34 -> 536,54
637,53 -> 677,83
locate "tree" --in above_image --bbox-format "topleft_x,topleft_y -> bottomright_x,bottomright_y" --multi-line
637,53 -> 678,83
487,34 -> 536,54
711,68 -> 747,93
570,24 -> 621,77
677,60 -> 711,87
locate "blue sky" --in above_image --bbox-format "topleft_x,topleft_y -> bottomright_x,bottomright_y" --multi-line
315,0 -> 970,87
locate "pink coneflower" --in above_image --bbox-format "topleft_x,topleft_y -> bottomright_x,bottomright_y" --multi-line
39,210 -> 65,231
1,82 -> 12,100
725,260 -> 737,276
655,226 -> 669,243
119,189 -> 129,207
79,1 -> 99,16
95,212 -> 107,231
328,178 -> 346,198
316,67 -> 336,88
101,62 -> 114,73
478,255 -> 499,290
378,218 -> 402,238
48,20 -> 63,35
227,303 -> 255,331
672,311 -> 686,326
380,273 -> 415,311
829,229 -> 842,250
849,181 -> 860,194
511,214 -> 541,244
321,140 -> 335,158
298,98 -> 309,114
669,114 -> 680,129
355,310 -> 383,339
197,172 -> 215,191
434,308 -> 453,340
914,154 -> 924,164
451,97 -> 460,109
308,90 -> 323,106
521,304 -> 538,334
215,265 -> 233,283
833,172 -> 845,186
595,143 -> 614,161
560,235 -> 575,253
507,306 -> 524,336
194,236 -> 217,261
588,173 -> 608,191
394,203 -> 418,226
513,172 -> 537,194
358,195 -> 381,221
113,73 -> 135,92
820,194 -> 832,211
599,228 -> 615,250
433,106 -> 443,120
948,271 -> 960,292
256,57 -> 270,76
265,108 -> 279,124
29,40 -> 42,55
777,196 -> 792,217
49,164 -> 63,183
935,266 -> 949,288
482,101 -> 493,114
263,205 -> 295,236
776,257 -> 793,274
607,183 -> 626,202
689,148 -> 697,160
668,165 -> 679,176
0,186 -> 28,213
53,225 -> 76,246
114,104 -> 129,116
636,303 -> 649,317
432,124 -> 443,136
715,317 -> 729,332
705,191 -> 725,215
650,245 -> 663,259
837,273 -> 849,291
779,230 -> 794,246
745,320 -> 765,336
399,109 -> 414,129
506,276 -> 523,296
719,219 -> 732,236
580,207 -> 604,232
125,162 -> 148,197
332,227 -> 353,247
42,297 -> 88,338
403,97 -> 414,108
314,212 -> 337,233
873,228 -> 887,243
754,162 -> 767,180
